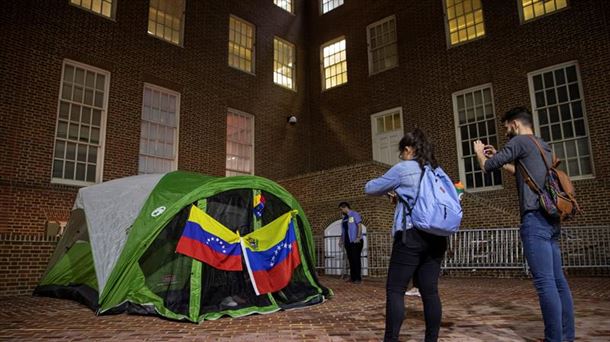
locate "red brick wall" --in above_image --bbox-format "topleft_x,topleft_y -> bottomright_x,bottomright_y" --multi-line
0,234 -> 58,297
0,0 -> 311,234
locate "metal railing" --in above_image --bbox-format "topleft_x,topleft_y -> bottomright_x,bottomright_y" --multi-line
314,226 -> 610,277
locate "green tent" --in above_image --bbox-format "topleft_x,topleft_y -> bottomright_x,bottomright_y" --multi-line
35,171 -> 331,322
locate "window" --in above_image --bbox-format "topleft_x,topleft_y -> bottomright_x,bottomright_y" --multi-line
52,60 -> 109,186
70,0 -> 115,18
228,15 -> 255,74
453,84 -> 502,190
367,15 -> 398,75
274,0 -> 293,14
148,0 -> 185,45
139,84 -> 180,174
274,37 -> 296,90
321,37 -> 347,90
371,107 -> 404,165
226,109 -> 254,176
321,0 -> 343,14
529,62 -> 593,178
519,0 -> 568,22
444,0 -> 485,46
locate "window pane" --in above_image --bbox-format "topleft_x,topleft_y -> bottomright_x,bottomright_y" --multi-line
321,38 -> 348,89
226,110 -> 254,176
454,85 -> 501,189
139,85 -> 179,174
445,0 -> 486,46
273,38 -> 296,90
367,16 -> 398,74
229,16 -> 255,73
520,0 -> 568,22
148,0 -> 184,45
53,61 -> 107,183
529,63 -> 592,177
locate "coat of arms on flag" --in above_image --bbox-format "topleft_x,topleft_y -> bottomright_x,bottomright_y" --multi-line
241,210 -> 301,295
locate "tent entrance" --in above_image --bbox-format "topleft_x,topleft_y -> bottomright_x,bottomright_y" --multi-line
137,188 -> 325,322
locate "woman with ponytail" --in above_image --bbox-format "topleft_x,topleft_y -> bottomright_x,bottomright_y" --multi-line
365,128 -> 447,342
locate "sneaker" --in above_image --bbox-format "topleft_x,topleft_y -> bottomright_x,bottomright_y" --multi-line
405,288 -> 421,297
220,296 -> 238,308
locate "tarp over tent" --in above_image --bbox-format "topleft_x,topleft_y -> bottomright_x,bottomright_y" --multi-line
35,171 -> 331,322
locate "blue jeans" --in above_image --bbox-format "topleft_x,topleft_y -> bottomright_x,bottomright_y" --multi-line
521,210 -> 575,342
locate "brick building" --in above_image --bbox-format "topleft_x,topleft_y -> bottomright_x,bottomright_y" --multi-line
1,0 -> 609,295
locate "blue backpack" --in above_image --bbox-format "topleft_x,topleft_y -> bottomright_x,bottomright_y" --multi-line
400,165 -> 463,237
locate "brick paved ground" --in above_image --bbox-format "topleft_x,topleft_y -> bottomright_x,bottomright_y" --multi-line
1,276 -> 609,341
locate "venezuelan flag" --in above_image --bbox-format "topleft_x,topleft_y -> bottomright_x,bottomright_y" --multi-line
253,194 -> 266,218
176,205 -> 243,271
241,210 -> 301,295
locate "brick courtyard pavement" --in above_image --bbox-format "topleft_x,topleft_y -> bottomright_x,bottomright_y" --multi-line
1,276 -> 609,341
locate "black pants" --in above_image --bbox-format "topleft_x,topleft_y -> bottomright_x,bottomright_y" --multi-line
384,229 -> 447,342
345,240 -> 363,282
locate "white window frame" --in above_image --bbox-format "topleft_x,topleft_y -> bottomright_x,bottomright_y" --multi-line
442,0 -> 486,48
147,0 -> 186,46
320,0 -> 344,14
517,0 -> 569,24
226,108 -> 255,176
51,59 -> 110,187
69,0 -> 116,19
452,83 -> 503,192
273,36 -> 297,91
139,83 -> 180,175
274,0 -> 294,14
320,36 -> 348,91
366,15 -> 399,76
527,61 -> 594,180
228,15 -> 256,75
370,107 -> 404,165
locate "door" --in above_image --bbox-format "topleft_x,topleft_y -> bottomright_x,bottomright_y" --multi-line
371,107 -> 404,165
323,219 -> 368,276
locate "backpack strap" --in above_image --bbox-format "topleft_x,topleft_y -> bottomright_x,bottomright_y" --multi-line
526,135 -> 553,171
516,161 -> 543,195
397,166 -> 426,244
516,136 -> 554,195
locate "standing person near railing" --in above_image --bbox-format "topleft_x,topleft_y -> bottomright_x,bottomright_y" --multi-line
338,202 -> 364,284
365,128 -> 447,342
473,107 -> 575,342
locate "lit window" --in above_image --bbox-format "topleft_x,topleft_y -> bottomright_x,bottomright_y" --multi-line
453,85 -> 502,190
226,109 -> 254,176
321,38 -> 347,90
529,62 -> 592,177
519,0 -> 568,22
148,0 -> 185,45
274,0 -> 293,14
52,60 -> 109,186
70,0 -> 114,18
321,0 -> 343,14
274,38 -> 296,90
367,15 -> 398,75
139,85 -> 180,174
444,0 -> 485,46
228,16 -> 256,74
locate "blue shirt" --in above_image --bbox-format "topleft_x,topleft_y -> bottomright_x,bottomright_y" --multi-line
340,210 -> 362,243
364,160 -> 422,236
